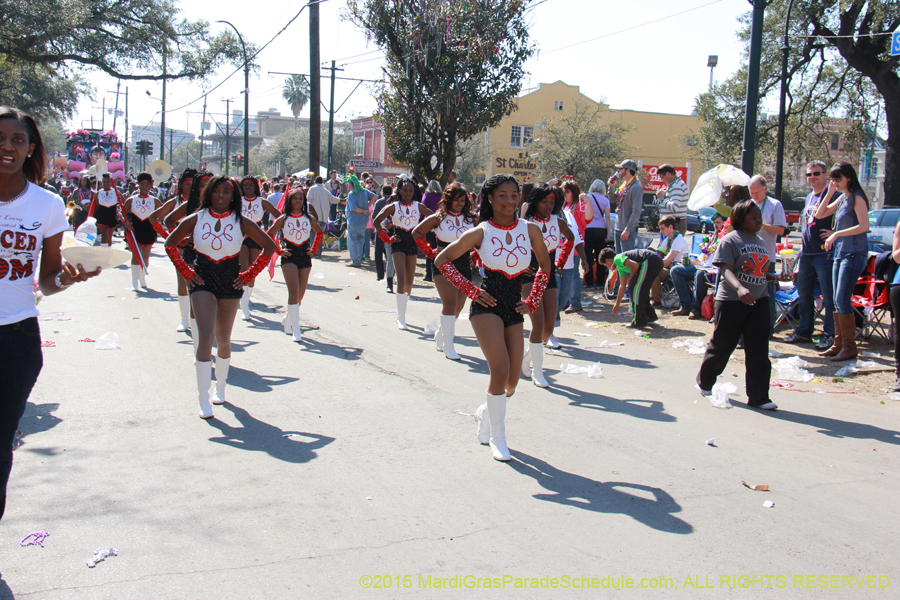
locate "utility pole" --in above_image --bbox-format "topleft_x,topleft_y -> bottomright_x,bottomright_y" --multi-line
169,128 -> 174,166
109,81 -> 121,131
200,95 -> 208,169
101,98 -> 106,130
774,0 -> 797,202
324,61 -> 344,176
224,98 -> 231,175
740,0 -> 769,176
309,0 -> 321,176
124,87 -> 129,176
160,46 -> 167,160
217,21 -> 250,176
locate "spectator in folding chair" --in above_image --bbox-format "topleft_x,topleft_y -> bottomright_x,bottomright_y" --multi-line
650,215 -> 690,309
671,213 -> 726,317
783,161 -> 837,349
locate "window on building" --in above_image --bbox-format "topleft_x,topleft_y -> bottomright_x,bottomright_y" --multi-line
354,136 -> 365,157
511,125 -> 522,148
830,134 -> 840,150
523,126 -> 534,147
554,101 -> 564,111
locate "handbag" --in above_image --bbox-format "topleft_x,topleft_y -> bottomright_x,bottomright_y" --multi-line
701,293 -> 715,321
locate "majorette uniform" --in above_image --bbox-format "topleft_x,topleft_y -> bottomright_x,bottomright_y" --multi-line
522,214 -> 560,290
434,211 -> 474,278
470,217 -> 532,328
128,194 -> 157,246
280,213 -> 313,270
241,196 -> 265,249
190,209 -> 244,300
390,201 -> 423,256
94,188 -> 120,229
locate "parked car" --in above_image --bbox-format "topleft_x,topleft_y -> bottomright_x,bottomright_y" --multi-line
867,208 -> 900,247
686,207 -> 717,233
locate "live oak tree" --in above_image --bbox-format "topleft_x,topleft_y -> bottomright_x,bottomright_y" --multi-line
0,0 -> 250,119
250,124 -> 352,178
345,0 -> 536,186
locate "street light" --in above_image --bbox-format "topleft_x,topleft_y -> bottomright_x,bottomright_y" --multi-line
146,91 -> 166,165
217,21 -> 249,176
707,55 -> 718,90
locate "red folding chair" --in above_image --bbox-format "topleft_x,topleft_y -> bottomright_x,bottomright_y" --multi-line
851,268 -> 892,343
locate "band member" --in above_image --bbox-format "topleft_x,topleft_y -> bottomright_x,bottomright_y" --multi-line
373,179 -> 434,329
121,172 -> 162,290
88,173 -> 123,246
412,182 -> 476,359
433,174 -> 551,462
239,176 -> 281,321
267,188 -> 324,342
164,176 -> 277,419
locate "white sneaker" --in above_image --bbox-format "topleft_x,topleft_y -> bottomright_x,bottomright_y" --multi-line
546,335 -> 561,349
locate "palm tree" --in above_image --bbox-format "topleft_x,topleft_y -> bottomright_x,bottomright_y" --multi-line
282,75 -> 310,125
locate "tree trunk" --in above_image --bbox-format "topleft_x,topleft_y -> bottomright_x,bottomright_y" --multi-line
880,84 -> 900,207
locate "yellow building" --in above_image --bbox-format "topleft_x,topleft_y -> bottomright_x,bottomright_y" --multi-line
483,81 -> 700,192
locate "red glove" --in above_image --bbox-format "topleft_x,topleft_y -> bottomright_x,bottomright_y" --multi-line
269,231 -> 283,255
166,244 -> 195,281
415,236 -> 436,259
438,261 -> 480,300
555,239 -> 574,269
524,270 -> 549,313
240,252 -> 272,285
152,222 -> 169,238
470,249 -> 483,269
378,229 -> 394,245
309,231 -> 324,255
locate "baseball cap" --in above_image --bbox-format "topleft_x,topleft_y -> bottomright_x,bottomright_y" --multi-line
615,159 -> 638,171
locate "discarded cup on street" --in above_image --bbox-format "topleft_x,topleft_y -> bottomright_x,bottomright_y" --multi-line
560,363 -> 588,374
95,332 -> 119,350
588,362 -> 603,378
710,382 -> 737,409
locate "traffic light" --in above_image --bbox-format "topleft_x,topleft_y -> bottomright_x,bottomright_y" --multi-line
236,154 -> 244,168
135,140 -> 145,155
146,141 -> 153,156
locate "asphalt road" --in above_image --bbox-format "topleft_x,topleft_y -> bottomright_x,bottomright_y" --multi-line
1,243 -> 897,599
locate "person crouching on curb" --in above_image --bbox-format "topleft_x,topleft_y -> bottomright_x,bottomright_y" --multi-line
598,246 -> 663,328
696,200 -> 793,411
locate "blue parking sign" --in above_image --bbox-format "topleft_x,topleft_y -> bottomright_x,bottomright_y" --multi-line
893,31 -> 900,56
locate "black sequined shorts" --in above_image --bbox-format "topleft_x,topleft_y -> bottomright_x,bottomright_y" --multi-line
520,250 -> 558,289
180,239 -> 196,265
391,228 -> 417,256
436,241 -> 472,279
242,235 -> 262,250
94,204 -> 118,229
281,241 -> 312,269
470,270 -> 525,328
129,216 -> 157,246
189,254 -> 243,300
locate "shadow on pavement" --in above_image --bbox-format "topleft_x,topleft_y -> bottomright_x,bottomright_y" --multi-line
508,451 -> 693,534
299,340 -> 363,361
0,573 -> 13,599
733,404 -> 900,445
226,366 -> 298,392
17,402 -> 62,449
546,383 -> 677,423
207,403 -> 334,463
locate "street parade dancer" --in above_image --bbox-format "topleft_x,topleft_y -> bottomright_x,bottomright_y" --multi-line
412,182 -> 477,360
164,175 -> 277,419
239,176 -> 280,321
520,184 -> 575,387
121,172 -> 162,291
267,187 -> 324,342
87,172 -> 123,247
373,178 -> 434,330
433,174 -> 551,462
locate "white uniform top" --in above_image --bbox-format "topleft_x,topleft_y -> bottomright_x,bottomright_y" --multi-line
434,211 -> 474,244
97,189 -> 119,208
530,214 -> 561,252
477,217 -> 531,278
283,214 -> 312,246
242,197 -> 264,224
392,201 -> 421,231
193,209 -> 243,261
129,195 -> 155,221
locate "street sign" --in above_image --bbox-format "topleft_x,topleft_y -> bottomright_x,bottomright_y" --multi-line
892,31 -> 900,56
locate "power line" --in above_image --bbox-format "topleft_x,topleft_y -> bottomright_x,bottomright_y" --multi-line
327,48 -> 384,63
539,0 -> 725,57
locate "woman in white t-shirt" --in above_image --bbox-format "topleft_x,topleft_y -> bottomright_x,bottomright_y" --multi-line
0,107 -> 101,521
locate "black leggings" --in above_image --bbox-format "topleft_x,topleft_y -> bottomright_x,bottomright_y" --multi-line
583,227 -> 608,286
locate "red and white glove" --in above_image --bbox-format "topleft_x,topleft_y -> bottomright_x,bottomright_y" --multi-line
166,244 -> 195,281
378,229 -> 394,245
524,270 -> 549,313
438,261 -> 480,300
555,240 -> 574,269
415,236 -> 436,259
152,222 -> 169,238
309,231 -> 324,255
239,252 -> 273,285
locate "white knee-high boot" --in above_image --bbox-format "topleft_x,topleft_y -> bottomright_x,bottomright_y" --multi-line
486,393 -> 510,461
521,343 -> 532,378
441,315 -> 460,360
195,361 -> 214,419
177,295 -> 190,332
434,318 -> 444,352
190,318 -> 198,360
130,265 -> 141,291
396,293 -> 409,330
281,307 -> 292,334
211,356 -> 230,405
138,266 -> 147,288
289,303 -> 302,342
240,287 -> 251,320
530,342 -> 549,387
475,403 -> 490,445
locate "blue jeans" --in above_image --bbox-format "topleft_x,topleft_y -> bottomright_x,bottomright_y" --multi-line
794,252 -> 835,337
767,262 -> 777,335
570,255 -> 583,308
364,229 -> 372,260
1,318 -> 44,520
670,263 -> 697,310
691,270 -> 713,314
614,229 -> 636,254
347,225 -> 366,265
556,267 -> 574,326
329,204 -> 337,221
832,253 -> 867,314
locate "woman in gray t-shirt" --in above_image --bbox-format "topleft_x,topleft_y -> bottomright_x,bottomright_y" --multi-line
696,200 -> 792,410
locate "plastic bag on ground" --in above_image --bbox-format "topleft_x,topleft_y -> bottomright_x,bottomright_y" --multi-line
560,363 -> 589,374
834,365 -> 858,377
588,362 -> 603,378
313,272 -> 325,279
773,357 -> 814,382
95,332 -> 119,350
423,319 -> 439,336
710,382 -> 737,409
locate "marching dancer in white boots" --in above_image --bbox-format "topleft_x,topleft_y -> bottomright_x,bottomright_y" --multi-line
433,174 -> 551,461
238,176 -> 280,321
412,182 -> 476,360
267,188 -> 324,342
87,173 -> 122,247
520,185 -> 575,387
164,176 -> 277,419
373,178 -> 433,330
150,168 -> 197,331
121,172 -> 162,291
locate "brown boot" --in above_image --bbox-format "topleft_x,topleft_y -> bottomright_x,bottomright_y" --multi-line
818,314 -> 843,357
831,313 -> 858,361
